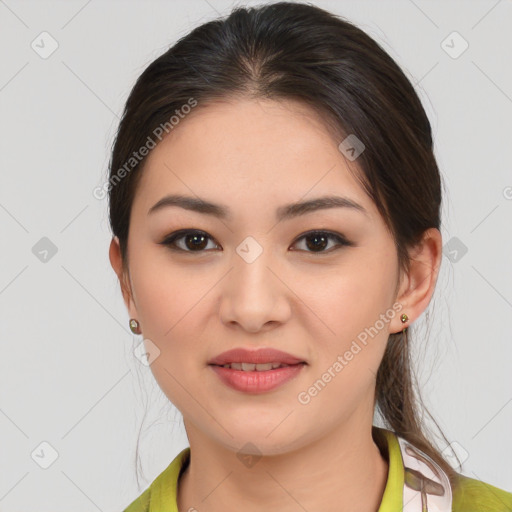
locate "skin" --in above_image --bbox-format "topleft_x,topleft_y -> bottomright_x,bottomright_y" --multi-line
110,97 -> 442,512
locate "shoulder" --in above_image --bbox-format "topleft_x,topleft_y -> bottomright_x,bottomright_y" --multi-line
452,472 -> 512,511
121,446 -> 190,511
122,486 -> 151,512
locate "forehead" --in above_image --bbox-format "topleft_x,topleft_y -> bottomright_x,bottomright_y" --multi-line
133,97 -> 374,219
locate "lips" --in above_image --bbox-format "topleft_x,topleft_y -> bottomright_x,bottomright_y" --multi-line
208,347 -> 306,366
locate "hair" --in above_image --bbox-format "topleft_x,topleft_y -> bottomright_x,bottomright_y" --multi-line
108,1 -> 462,489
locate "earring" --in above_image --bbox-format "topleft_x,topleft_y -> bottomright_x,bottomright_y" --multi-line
400,313 -> 408,332
129,318 -> 141,334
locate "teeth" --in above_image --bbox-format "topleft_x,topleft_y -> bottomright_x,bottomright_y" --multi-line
221,362 -> 291,371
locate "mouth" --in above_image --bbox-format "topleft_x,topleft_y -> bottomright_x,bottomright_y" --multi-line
207,348 -> 307,392
209,362 -> 304,371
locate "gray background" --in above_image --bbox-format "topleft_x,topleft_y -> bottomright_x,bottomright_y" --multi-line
1,0 -> 511,510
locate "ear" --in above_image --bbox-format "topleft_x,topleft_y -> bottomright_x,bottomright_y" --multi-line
390,228 -> 442,334
109,236 -> 138,319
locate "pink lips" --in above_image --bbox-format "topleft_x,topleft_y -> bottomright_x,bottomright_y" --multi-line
208,347 -> 307,394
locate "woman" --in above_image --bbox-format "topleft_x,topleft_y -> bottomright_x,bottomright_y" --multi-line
108,2 -> 512,510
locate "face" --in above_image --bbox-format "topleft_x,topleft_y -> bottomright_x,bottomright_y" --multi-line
111,97 -> 407,455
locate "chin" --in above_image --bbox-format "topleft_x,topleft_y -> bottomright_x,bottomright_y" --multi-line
212,426 -> 309,457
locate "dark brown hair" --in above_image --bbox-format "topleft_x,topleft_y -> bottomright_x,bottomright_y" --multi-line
108,1 -> 461,488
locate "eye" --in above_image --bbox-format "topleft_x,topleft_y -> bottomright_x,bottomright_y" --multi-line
160,229 -> 220,253
159,229 -> 354,254
291,230 -> 354,254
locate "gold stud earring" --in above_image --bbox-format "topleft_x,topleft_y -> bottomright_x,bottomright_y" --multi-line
400,313 -> 409,333
129,318 -> 141,334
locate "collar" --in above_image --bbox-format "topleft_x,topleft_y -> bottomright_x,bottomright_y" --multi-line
147,426 -> 451,512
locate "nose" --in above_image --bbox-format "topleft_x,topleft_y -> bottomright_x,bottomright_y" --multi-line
218,246 -> 292,333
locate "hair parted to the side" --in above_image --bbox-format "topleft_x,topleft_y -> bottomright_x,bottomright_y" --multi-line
107,1 -> 462,488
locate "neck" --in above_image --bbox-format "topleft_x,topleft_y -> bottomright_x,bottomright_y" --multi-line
177,422 -> 389,512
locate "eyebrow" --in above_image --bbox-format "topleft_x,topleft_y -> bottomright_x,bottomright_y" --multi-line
148,194 -> 369,221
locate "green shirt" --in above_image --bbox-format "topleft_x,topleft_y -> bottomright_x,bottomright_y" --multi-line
123,427 -> 512,511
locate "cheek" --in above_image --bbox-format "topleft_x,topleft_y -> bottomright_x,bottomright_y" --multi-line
307,259 -> 396,337
130,248 -> 211,336
300,254 -> 396,376
296,273 -> 392,420
130,259 -> 211,407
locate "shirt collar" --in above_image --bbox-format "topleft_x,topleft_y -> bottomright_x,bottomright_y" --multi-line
374,426 -> 404,511
149,426 -> 404,511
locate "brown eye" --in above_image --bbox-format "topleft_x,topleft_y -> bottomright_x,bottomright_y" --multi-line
291,231 -> 353,254
161,230 -> 219,252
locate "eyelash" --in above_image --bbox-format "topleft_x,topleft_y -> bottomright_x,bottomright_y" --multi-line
159,229 -> 354,255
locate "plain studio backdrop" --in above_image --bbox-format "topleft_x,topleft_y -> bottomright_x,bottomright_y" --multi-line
0,0 -> 511,510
